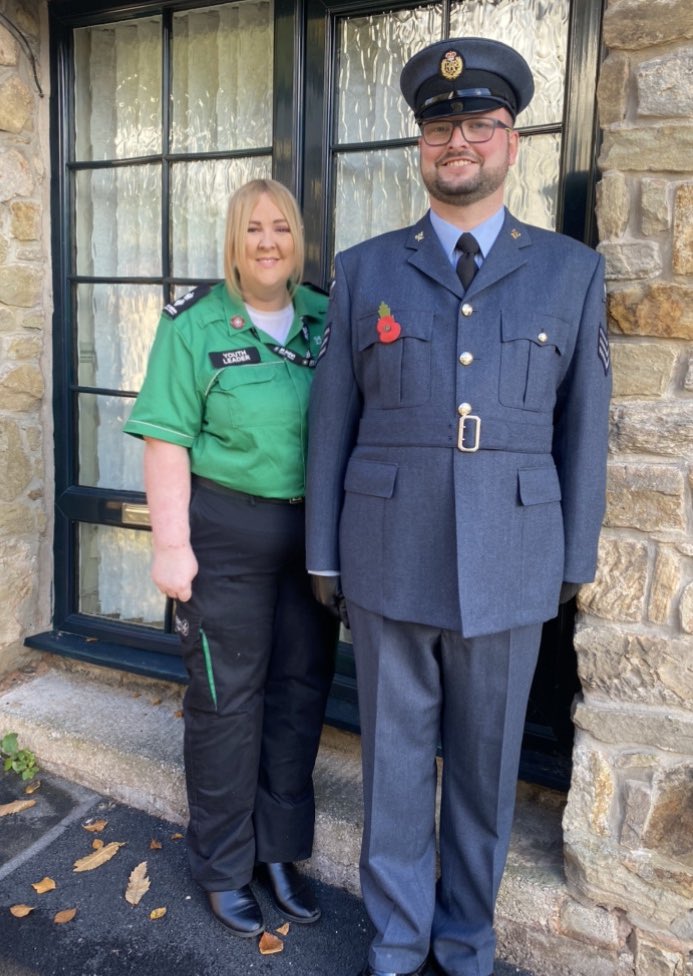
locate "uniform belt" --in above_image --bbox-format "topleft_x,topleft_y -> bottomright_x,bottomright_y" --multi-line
192,475 -> 304,505
357,415 -> 553,453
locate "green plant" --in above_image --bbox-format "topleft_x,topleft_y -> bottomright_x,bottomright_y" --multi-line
1,732 -> 39,781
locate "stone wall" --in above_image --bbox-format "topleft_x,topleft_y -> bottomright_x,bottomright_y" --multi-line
563,0 -> 693,972
0,0 -> 52,673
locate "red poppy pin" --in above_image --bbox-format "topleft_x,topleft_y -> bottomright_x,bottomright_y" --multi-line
376,302 -> 401,343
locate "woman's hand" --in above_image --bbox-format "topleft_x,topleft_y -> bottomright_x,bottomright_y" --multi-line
151,543 -> 198,602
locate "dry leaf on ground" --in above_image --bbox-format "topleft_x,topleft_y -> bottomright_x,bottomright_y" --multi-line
92,839 -> 104,850
0,799 -> 37,817
73,841 -> 125,872
10,905 -> 34,918
259,932 -> 284,955
276,922 -> 290,936
54,908 -> 77,924
150,698 -> 162,706
32,877 -> 56,895
83,819 -> 108,833
149,839 -> 162,850
125,861 -> 151,906
170,833 -> 183,841
174,710 -> 184,719
150,907 -> 167,920
24,780 -> 41,795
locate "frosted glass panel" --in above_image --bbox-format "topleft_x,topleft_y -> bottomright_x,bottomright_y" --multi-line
450,0 -> 569,128
74,18 -> 162,161
79,523 -> 164,628
77,285 -> 162,391
505,132 -> 561,230
171,2 -> 273,153
334,146 -> 428,255
337,6 -> 442,144
79,393 -> 144,492
75,167 -> 161,277
171,156 -> 272,278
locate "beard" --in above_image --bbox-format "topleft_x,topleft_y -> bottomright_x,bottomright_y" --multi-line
421,151 -> 510,207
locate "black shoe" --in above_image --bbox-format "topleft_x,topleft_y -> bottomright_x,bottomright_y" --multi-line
357,961 -> 429,976
256,861 -> 321,924
207,886 -> 264,937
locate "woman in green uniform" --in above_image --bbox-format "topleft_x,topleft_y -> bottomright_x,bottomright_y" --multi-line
124,179 -> 337,938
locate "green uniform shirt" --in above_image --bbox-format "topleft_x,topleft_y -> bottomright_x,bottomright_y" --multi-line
124,282 -> 328,499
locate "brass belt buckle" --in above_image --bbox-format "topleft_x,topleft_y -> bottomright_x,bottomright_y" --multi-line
457,406 -> 481,452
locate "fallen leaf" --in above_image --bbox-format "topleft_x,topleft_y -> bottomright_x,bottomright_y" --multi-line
125,861 -> 151,906
149,839 -> 162,850
0,799 -> 37,817
150,698 -> 162,706
32,877 -> 56,895
24,780 -> 41,795
92,839 -> 104,850
150,907 -> 167,920
54,908 -> 77,924
276,922 -> 290,936
83,818 -> 108,833
174,710 -> 184,719
73,841 -> 125,872
10,905 -> 34,918
258,932 -> 283,955
170,833 -> 183,841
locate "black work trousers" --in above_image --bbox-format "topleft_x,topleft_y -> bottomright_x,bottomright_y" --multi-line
175,479 -> 337,891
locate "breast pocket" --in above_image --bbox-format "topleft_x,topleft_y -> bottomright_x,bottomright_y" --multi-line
499,313 -> 570,412
206,362 -> 279,429
355,310 -> 433,408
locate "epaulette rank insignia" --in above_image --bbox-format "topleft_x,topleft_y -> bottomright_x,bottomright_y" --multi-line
163,283 -> 213,319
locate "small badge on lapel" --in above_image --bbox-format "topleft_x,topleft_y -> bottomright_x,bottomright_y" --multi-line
415,231 -> 424,241
230,315 -> 245,330
376,302 -> 401,343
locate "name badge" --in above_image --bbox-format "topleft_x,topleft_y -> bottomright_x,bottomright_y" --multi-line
209,348 -> 261,368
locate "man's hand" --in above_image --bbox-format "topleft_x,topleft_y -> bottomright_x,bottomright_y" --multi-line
311,575 -> 350,628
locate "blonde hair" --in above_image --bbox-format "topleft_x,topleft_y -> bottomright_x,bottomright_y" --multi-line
223,179 -> 305,301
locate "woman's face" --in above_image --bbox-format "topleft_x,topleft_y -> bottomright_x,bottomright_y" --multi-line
238,193 -> 297,310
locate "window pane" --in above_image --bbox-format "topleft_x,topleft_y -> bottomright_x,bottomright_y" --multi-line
505,132 -> 561,230
334,146 -> 428,255
450,0 -> 569,128
171,1 -> 273,153
75,167 -> 161,277
171,156 -> 272,278
74,18 -> 162,161
79,393 -> 144,491
77,284 -> 162,391
337,6 -> 442,145
79,523 -> 164,629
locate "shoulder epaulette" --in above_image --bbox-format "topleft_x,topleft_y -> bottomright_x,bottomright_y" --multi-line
162,283 -> 214,319
301,281 -> 330,297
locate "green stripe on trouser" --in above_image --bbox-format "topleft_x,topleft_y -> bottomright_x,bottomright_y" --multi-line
200,628 -> 217,708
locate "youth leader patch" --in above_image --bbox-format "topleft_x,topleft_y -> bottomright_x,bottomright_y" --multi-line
209,348 -> 261,368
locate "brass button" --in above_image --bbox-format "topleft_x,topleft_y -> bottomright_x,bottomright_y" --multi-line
461,303 -> 474,317
459,351 -> 474,366
457,402 -> 472,416
537,331 -> 548,343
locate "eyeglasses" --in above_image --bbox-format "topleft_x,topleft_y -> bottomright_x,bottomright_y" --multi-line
419,117 -> 513,147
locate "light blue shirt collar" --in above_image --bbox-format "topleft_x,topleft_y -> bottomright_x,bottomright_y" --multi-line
428,206 -> 506,268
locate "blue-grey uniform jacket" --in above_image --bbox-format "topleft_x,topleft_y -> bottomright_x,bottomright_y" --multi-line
306,209 -> 611,638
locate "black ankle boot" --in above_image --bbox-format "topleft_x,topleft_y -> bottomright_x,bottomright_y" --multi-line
207,886 -> 264,937
256,862 -> 321,924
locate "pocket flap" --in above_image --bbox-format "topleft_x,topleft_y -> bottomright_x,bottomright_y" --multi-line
356,309 -> 433,352
501,312 -> 570,353
215,361 -> 277,390
518,466 -> 562,506
344,457 -> 398,498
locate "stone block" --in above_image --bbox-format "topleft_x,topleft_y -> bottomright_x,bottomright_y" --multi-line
611,342 -> 676,397
641,179 -> 671,235
0,306 -> 16,332
0,364 -> 44,410
0,539 -> 34,645
600,126 -> 693,173
610,401 -> 693,459
12,199 -> 42,240
496,916 -> 629,976
642,764 -> 693,867
608,283 -> 693,340
605,463 -> 685,532
634,931 -> 688,976
0,147 -> 32,200
579,536 -> 648,622
603,0 -> 693,51
685,357 -> 693,392
599,241 -> 662,281
572,700 -> 693,754
597,52 -> 630,127
0,264 -> 42,307
563,743 -> 615,839
681,583 -> 693,634
637,52 -> 693,119
648,547 -> 684,625
0,74 -> 32,133
0,25 -> 18,65
7,334 -> 42,360
597,172 -> 631,239
559,898 -> 625,950
620,780 -> 652,848
0,417 -> 32,502
673,184 -> 693,275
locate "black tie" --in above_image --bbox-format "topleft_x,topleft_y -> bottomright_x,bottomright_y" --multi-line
456,233 -> 480,290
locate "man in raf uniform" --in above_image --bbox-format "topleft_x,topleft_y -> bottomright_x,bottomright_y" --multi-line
306,36 -> 611,976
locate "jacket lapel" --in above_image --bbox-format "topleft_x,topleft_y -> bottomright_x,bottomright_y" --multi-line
405,214 -> 463,297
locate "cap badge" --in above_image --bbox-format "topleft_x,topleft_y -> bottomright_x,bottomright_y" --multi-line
440,50 -> 464,81
230,315 -> 245,329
